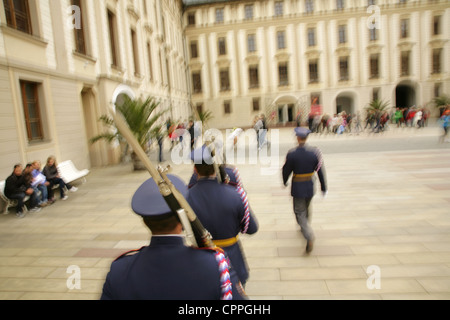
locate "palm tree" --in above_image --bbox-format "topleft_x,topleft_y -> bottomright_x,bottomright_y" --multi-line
365,99 -> 390,114
198,110 -> 214,126
90,96 -> 166,170
432,95 -> 450,116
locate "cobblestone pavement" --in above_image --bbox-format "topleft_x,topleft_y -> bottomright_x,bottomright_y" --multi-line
0,124 -> 449,300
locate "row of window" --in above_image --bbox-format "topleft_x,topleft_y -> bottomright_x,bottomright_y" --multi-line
192,48 -> 443,93
187,0 -> 417,25
3,0 -> 172,86
195,97 -> 262,117
197,80 -> 445,118
190,14 -> 442,60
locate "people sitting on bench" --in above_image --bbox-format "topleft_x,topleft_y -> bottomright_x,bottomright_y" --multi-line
4,164 -> 41,218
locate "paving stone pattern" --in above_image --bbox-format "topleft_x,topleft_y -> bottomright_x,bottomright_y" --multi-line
0,126 -> 449,300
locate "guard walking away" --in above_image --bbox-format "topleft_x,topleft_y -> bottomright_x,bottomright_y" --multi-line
282,127 -> 327,254
101,174 -> 246,300
187,147 -> 259,286
188,144 -> 244,189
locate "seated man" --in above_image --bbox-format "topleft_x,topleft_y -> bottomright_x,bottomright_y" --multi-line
101,174 -> 246,300
31,160 -> 52,206
4,164 -> 40,218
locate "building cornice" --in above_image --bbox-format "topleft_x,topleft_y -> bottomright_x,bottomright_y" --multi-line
184,2 -> 449,34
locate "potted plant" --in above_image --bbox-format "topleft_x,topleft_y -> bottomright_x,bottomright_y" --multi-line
433,95 -> 450,117
365,99 -> 390,114
90,96 -> 166,170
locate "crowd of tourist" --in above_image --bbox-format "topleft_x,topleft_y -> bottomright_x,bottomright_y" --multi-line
305,106 -> 435,136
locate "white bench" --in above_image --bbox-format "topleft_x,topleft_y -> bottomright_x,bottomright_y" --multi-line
57,160 -> 89,184
0,180 -> 30,214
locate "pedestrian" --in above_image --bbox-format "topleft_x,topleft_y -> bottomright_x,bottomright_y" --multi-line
413,109 -> 423,128
153,125 -> 164,162
321,113 -> 330,134
187,146 -> 259,286
282,127 -> 327,254
439,108 -> 450,143
394,108 -> 403,127
167,120 -> 176,150
188,119 -> 195,150
364,111 -> 374,130
354,112 -> 363,134
101,174 -> 246,300
253,115 -> 264,150
296,111 -> 302,127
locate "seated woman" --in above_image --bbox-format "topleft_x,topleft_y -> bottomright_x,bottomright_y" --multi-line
42,156 -> 77,201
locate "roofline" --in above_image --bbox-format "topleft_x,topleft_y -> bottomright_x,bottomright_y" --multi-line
183,0 -> 246,10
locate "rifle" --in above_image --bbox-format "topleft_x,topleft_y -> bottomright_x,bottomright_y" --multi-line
109,107 -> 214,249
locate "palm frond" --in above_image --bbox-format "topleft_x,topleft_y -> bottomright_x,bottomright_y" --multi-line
433,95 -> 450,109
90,95 -> 166,152
365,99 -> 390,113
198,110 -> 214,124
89,132 -> 118,144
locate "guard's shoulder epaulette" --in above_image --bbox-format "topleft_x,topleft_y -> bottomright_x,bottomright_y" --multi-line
193,246 -> 234,300
304,144 -> 319,152
194,246 -> 224,255
114,247 -> 145,262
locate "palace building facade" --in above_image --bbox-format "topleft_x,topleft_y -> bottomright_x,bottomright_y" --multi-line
183,0 -> 450,129
0,0 -> 449,178
0,0 -> 189,178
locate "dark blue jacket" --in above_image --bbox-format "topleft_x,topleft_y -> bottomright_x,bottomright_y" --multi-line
188,166 -> 242,189
187,179 -> 258,284
101,236 -> 245,300
282,144 -> 327,198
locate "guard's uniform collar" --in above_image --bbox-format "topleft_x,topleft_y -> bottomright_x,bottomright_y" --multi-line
197,176 -> 218,182
150,235 -> 185,246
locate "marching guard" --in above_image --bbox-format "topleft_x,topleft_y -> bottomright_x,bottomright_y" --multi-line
187,146 -> 259,286
282,127 -> 327,254
101,174 -> 246,300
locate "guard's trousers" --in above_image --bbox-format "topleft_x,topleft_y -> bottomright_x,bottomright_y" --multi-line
293,197 -> 315,242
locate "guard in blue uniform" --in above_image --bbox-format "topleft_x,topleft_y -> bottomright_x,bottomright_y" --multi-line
187,147 -> 258,286
188,148 -> 243,189
101,174 -> 245,300
188,164 -> 243,188
282,127 -> 327,254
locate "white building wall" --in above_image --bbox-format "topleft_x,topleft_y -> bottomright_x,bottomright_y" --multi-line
184,0 -> 450,129
0,0 -> 190,180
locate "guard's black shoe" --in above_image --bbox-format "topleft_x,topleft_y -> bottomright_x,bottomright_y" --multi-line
306,240 -> 314,254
